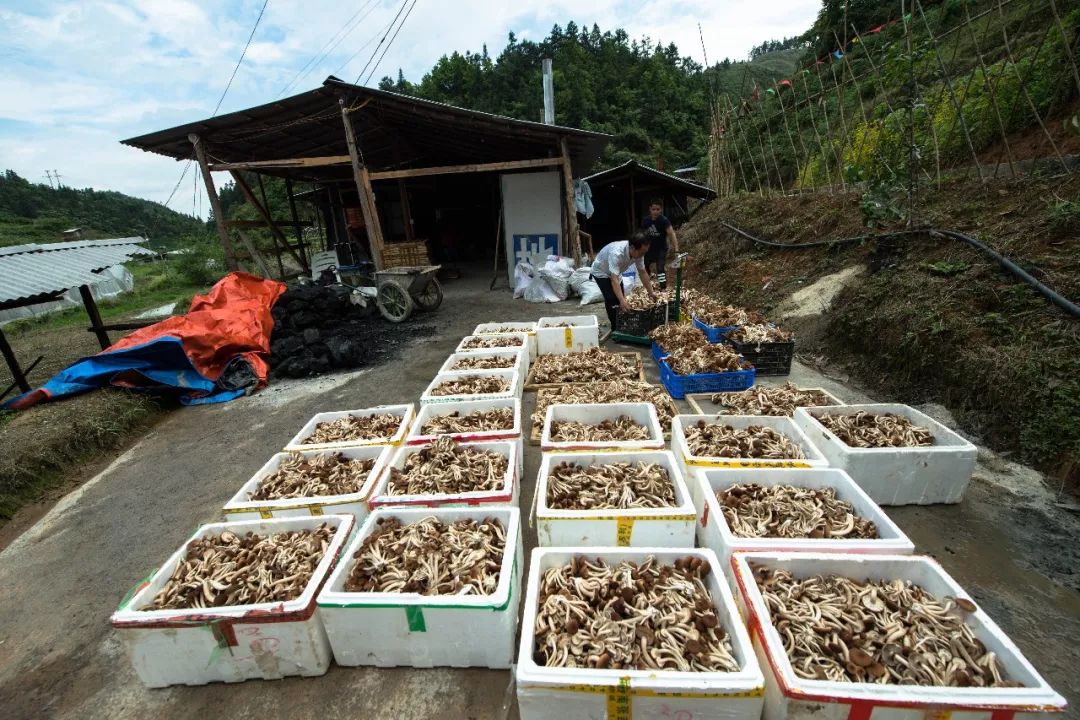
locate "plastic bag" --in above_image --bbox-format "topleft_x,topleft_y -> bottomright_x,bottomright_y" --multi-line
621,268 -> 639,296
568,267 -> 592,296
578,279 -> 603,305
524,275 -> 561,303
513,261 -> 535,299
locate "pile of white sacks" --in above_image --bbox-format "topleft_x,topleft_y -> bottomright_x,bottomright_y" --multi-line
513,255 -> 637,305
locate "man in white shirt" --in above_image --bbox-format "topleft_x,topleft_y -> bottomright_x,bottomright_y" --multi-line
590,232 -> 658,329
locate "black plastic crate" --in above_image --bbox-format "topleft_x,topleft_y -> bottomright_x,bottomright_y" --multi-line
615,300 -> 677,336
726,338 -> 795,376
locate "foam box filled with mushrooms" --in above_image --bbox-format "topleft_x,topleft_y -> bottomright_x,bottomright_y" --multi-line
535,450 -> 697,547
694,467 -> 914,586
317,507 -> 523,669
407,397 -> 523,478
222,445 -> 394,523
456,332 -> 531,357
111,514 -> 354,688
472,321 -> 538,359
672,415 -> 828,511
283,404 -> 416,452
535,314 -> 600,355
540,402 -> 665,452
531,381 -> 679,444
420,368 -> 522,405
439,347 -> 528,376
525,348 -> 644,388
731,552 -> 1067,720
367,437 -> 519,509
515,548 -> 765,720
793,404 -> 978,506
687,382 -> 845,417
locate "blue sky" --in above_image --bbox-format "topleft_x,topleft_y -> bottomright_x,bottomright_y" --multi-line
0,0 -> 818,219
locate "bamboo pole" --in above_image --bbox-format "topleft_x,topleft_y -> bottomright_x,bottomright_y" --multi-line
797,71 -> 830,191
962,2 -> 1018,178
812,62 -> 846,190
772,81 -> 805,186
1048,0 -> 1080,99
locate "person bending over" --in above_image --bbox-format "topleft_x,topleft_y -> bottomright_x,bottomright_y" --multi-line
590,232 -> 658,330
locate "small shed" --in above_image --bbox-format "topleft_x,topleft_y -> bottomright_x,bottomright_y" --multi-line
123,77 -> 610,278
583,160 -> 716,250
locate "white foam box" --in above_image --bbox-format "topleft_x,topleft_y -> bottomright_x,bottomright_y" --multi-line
456,332 -> 531,359
473,321 -> 538,359
367,439 -> 519,510
516,547 -> 765,720
686,387 -> 845,415
222,445 -> 393,524
536,314 -> 600,355
407,397 -> 523,478
541,402 -> 665,452
793,403 -> 978,505
439,348 -> 529,376
731,551 -> 1067,720
283,404 -> 415,452
317,506 -> 523,668
672,414 -> 829,512
419,368 -> 522,405
535,450 -> 696,547
695,467 -> 914,588
110,514 -> 353,688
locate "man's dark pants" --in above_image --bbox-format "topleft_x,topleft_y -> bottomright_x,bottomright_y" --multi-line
593,275 -> 620,329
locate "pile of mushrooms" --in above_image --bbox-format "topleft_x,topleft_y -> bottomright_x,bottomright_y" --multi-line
344,516 -> 505,595
302,413 -> 400,444
547,460 -> 676,509
429,374 -> 510,397
550,416 -> 652,443
712,383 -> 834,416
662,344 -> 753,376
145,524 -> 334,610
753,565 -> 1022,687
727,323 -> 794,345
476,326 -> 530,334
461,335 -> 524,350
533,382 -> 677,434
818,412 -> 934,448
530,348 -> 638,384
624,286 -> 673,311
648,323 -> 708,354
251,452 -> 376,500
420,407 -> 515,435
534,555 -> 740,672
387,436 -> 508,495
450,355 -> 518,371
685,420 -> 806,459
719,483 -> 877,539
689,301 -> 766,328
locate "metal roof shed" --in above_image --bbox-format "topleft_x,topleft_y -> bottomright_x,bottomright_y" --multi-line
123,77 -> 611,271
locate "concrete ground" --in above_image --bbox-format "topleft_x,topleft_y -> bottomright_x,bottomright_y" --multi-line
0,272 -> 1077,719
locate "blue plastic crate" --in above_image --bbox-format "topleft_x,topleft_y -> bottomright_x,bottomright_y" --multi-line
658,359 -> 756,399
692,316 -> 738,343
650,342 -> 669,364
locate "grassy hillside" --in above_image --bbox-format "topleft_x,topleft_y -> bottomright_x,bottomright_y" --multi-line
0,170 -> 209,249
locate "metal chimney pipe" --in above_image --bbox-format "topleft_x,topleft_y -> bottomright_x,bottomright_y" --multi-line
542,58 -> 554,124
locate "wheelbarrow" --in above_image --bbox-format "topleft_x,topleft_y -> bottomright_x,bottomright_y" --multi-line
374,265 -> 443,322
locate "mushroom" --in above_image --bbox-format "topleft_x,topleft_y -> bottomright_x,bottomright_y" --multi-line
530,348 -> 640,385
420,407 -> 515,435
450,355 -> 518,370
250,452 -> 376,500
661,344 -> 753,376
549,415 -> 652,443
429,374 -> 511,397
718,483 -> 878,539
547,461 -> 677,510
712,383 -> 834,417
533,381 -> 677,434
461,335 -> 525,350
685,421 -> 805,459
726,324 -> 793,345
818,412 -> 934,448
387,437 -> 509,496
302,413 -> 401,444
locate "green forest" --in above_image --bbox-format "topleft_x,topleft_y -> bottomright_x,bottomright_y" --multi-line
377,22 -> 803,171
0,170 -> 207,249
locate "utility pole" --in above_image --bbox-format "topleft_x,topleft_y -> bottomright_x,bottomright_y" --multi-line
44,171 -> 54,189
52,170 -> 62,188
542,58 -> 554,125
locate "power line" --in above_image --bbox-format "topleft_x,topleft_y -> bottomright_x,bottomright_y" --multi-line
355,0 -> 411,84
213,0 -> 271,116
276,0 -> 380,97
163,161 -> 193,209
364,0 -> 418,86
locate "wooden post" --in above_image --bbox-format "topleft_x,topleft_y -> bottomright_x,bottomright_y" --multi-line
559,137 -> 581,265
340,99 -> 386,270
284,178 -> 307,268
628,174 -> 637,233
228,170 -> 307,271
398,180 -> 415,242
0,326 -> 30,393
189,134 -> 238,271
80,285 -> 110,351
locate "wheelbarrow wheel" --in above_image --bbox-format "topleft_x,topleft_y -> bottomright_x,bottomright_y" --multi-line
377,283 -> 413,323
413,277 -> 443,311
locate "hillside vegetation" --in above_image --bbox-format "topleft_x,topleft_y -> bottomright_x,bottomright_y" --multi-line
380,23 -> 803,171
0,170 -> 208,249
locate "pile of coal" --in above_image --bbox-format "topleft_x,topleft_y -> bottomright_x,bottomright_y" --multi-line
269,284 -> 433,378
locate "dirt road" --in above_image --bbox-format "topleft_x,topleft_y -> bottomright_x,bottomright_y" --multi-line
0,274 -> 1076,719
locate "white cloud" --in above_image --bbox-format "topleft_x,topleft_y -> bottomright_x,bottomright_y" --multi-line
0,0 -> 818,218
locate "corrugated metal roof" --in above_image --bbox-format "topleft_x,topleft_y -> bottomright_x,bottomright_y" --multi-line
585,160 -> 716,199
0,239 -> 151,308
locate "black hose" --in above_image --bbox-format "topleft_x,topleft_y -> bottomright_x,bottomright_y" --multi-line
716,219 -> 1080,319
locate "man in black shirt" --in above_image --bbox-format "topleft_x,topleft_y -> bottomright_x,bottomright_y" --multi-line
641,199 -> 679,285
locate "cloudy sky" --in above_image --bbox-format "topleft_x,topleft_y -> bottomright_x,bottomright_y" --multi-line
0,0 -> 818,218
